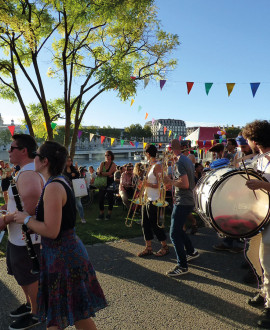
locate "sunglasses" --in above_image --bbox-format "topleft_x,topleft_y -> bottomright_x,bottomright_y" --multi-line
9,146 -> 24,152
32,151 -> 45,160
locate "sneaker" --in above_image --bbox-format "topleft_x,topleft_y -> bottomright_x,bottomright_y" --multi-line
9,314 -> 40,330
105,214 -> 111,221
10,303 -> 31,318
258,308 -> 270,328
213,244 -> 231,251
166,265 -> 189,277
248,293 -> 265,308
186,249 -> 200,262
96,214 -> 104,221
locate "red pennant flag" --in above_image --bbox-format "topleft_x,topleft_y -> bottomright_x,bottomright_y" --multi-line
129,141 -> 135,147
186,82 -> 194,94
179,136 -> 182,141
101,136 -> 106,144
130,76 -> 136,80
163,126 -> 167,134
145,112 -> 148,120
8,125 -> 15,136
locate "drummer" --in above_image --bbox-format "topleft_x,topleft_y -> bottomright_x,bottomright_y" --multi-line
242,120 -> 270,328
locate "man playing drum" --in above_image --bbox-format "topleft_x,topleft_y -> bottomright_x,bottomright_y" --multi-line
242,120 -> 270,328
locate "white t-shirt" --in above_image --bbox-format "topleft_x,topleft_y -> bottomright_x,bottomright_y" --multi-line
7,162 -> 45,246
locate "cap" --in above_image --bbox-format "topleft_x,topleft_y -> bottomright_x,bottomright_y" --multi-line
236,135 -> 248,146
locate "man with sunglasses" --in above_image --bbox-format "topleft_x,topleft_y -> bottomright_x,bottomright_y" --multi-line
0,134 -> 44,330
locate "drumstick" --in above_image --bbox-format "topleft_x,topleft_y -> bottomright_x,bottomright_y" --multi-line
242,160 -> 257,200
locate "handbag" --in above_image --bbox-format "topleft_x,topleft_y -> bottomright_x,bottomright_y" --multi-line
94,175 -> 107,189
72,178 -> 88,197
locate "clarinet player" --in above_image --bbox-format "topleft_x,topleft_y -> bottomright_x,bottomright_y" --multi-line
0,134 -> 44,330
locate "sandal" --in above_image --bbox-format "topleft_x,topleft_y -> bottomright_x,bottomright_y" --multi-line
155,245 -> 169,257
137,247 -> 153,257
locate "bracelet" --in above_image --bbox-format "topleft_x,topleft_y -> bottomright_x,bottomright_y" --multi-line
24,216 -> 32,226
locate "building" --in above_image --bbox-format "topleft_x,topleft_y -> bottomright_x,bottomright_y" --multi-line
145,118 -> 186,143
186,126 -> 199,136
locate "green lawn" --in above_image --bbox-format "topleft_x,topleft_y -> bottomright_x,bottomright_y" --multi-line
0,192 -> 203,258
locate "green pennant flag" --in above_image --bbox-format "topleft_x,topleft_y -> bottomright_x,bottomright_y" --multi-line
219,139 -> 222,143
174,133 -> 177,138
121,140 -> 124,147
205,83 -> 213,95
51,122 -> 57,130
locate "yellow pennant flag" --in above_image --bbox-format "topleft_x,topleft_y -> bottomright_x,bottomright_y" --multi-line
145,112 -> 148,120
211,140 -> 214,145
226,83 -> 235,97
89,133 -> 94,142
130,99 -> 135,107
143,142 -> 147,149
169,130 -> 172,137
43,122 -> 46,129
111,138 -> 115,146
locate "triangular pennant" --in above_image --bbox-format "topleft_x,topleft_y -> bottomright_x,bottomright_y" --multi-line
219,139 -> 222,143
130,99 -> 135,106
90,133 -> 94,142
211,140 -> 214,145
130,76 -> 136,80
144,77 -> 150,88
160,80 -> 166,90
43,122 -> 46,129
101,136 -> 106,144
51,122 -> 57,130
121,140 -> 124,147
78,130 -> 82,139
179,136 -> 182,141
158,123 -> 162,130
158,143 -> 162,149
174,133 -> 177,138
226,83 -> 235,97
163,127 -> 167,134
129,141 -> 135,147
145,112 -> 148,120
138,105 -> 142,112
169,130 -> 172,137
250,82 -> 260,97
203,140 -> 206,146
135,141 -> 139,148
205,83 -> 213,95
143,142 -> 147,149
8,125 -> 15,136
152,118 -> 155,125
111,138 -> 115,146
186,82 -> 194,94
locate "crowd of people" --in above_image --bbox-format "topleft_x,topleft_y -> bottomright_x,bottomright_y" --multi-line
0,119 -> 270,329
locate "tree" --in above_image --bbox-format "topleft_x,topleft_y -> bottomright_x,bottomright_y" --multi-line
0,129 -> 12,147
0,0 -> 179,157
124,123 -> 152,140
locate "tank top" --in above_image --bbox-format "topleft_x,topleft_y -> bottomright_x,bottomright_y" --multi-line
145,163 -> 160,201
36,179 -> 77,239
7,162 -> 45,246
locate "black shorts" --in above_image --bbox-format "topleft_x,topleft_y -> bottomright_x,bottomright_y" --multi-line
1,177 -> 11,192
6,240 -> 40,286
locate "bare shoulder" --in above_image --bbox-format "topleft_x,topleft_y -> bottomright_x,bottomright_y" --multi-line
17,171 -> 43,187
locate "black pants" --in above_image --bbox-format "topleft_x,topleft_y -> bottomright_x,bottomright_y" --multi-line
99,188 -> 114,211
142,201 -> 166,242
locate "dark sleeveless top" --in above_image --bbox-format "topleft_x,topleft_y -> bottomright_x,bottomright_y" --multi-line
36,179 -> 77,238
102,162 -> 115,187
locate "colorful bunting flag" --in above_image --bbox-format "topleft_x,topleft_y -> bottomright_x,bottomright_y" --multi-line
250,82 -> 260,97
90,133 -> 94,142
144,77 -> 150,89
135,141 -> 139,148
121,140 -> 124,147
111,138 -> 115,146
158,123 -> 162,130
203,140 -> 206,146
43,122 -> 46,129
143,142 -> 147,149
129,141 -> 135,147
164,127 -> 167,134
78,130 -> 82,139
145,113 -> 148,120
51,122 -> 57,130
179,136 -> 182,141
159,143 -> 162,149
152,118 -> 155,125
205,83 -> 213,95
174,133 -> 177,138
8,125 -> 15,136
219,139 -> 222,143
211,140 -> 214,145
226,83 -> 235,97
130,99 -> 135,106
160,80 -> 166,90
169,130 -> 172,137
138,105 -> 142,112
186,82 -> 194,94
130,76 -> 136,80
101,136 -> 106,144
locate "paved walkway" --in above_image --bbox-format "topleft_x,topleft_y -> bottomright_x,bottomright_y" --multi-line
0,228 -> 264,329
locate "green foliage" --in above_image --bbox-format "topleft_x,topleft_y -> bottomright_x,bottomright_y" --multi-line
225,126 -> 242,138
0,129 -> 12,146
124,123 -> 152,140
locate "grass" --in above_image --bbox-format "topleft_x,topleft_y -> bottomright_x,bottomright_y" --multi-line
0,192 -> 203,258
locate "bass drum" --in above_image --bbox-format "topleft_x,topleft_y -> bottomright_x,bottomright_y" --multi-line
194,167 -> 270,238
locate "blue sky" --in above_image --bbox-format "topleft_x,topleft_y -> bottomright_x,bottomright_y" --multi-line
1,0 -> 270,128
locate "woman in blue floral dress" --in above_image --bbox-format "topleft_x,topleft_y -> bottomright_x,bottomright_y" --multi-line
14,141 -> 107,329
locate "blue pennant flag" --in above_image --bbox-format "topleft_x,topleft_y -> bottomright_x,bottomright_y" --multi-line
250,82 -> 260,97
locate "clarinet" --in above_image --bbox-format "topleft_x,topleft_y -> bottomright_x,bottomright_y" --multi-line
10,179 -> 40,275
